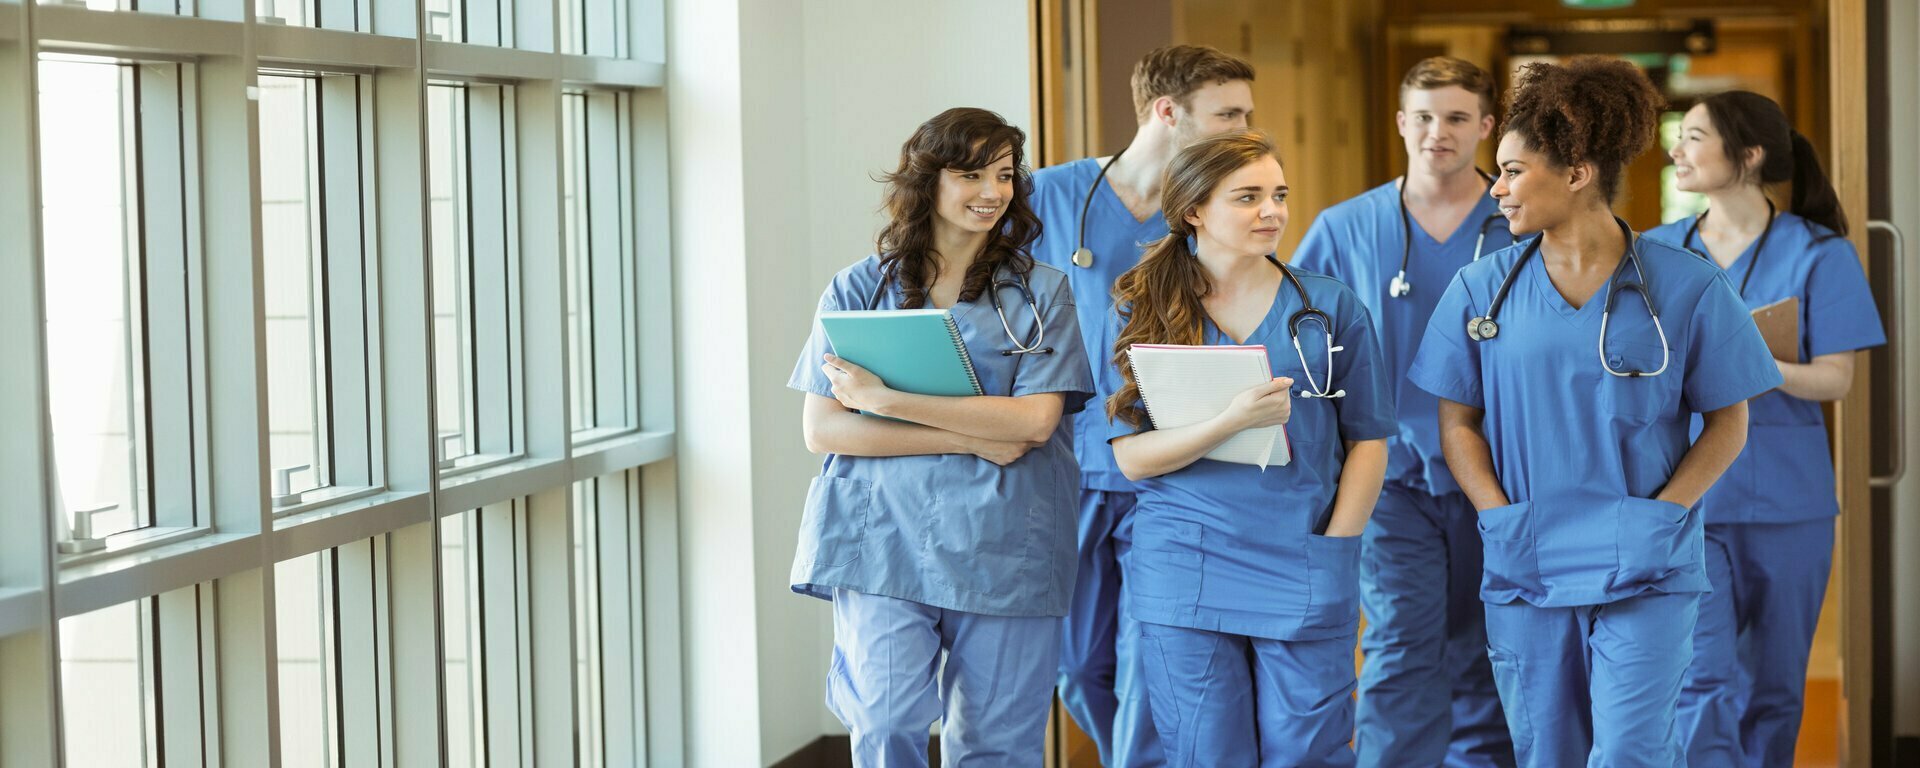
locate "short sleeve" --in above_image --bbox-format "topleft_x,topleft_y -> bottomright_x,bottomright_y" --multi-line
1290,216 -> 1343,280
1098,307 -> 1152,443
1683,273 -> 1785,413
1803,239 -> 1887,357
1328,293 -> 1397,441
1011,272 -> 1096,415
787,283 -> 841,399
1407,274 -> 1485,408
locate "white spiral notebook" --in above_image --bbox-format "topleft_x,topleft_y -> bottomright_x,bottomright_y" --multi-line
1125,344 -> 1291,469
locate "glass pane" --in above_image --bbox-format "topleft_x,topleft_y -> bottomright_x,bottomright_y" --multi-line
564,94 -> 593,432
428,84 -> 478,462
572,480 -> 604,766
259,74 -> 334,500
276,551 -> 341,768
60,599 -> 159,767
255,0 -> 313,26
441,510 -> 488,766
39,56 -> 151,541
424,0 -> 463,42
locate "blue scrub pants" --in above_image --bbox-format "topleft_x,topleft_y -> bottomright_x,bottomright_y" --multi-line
827,588 -> 1060,767
1483,592 -> 1698,768
1678,519 -> 1834,768
1356,484 -> 1513,768
1058,490 -> 1163,766
1136,621 -> 1357,768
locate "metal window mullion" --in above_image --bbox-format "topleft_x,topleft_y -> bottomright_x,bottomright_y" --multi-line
156,583 -> 210,766
580,0 -> 610,60
307,75 -> 338,490
123,63 -> 158,533
367,50 -> 445,765
320,73 -> 374,488
637,462 -> 679,765
513,79 -> 565,461
629,90 -> 673,436
465,85 -> 514,457
0,9 -> 65,762
475,501 -> 523,764
583,91 -> 624,431
591,471 -> 635,765
197,26 -> 281,761
614,92 -> 637,427
335,537 -> 381,766
526,486 -> 576,767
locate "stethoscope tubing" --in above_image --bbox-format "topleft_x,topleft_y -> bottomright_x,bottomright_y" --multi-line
864,262 -> 1052,356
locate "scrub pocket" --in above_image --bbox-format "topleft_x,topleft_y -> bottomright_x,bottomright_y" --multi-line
1301,533 -> 1361,634
1484,643 -> 1536,761
1596,340 -> 1680,424
799,476 -> 870,568
1612,496 -> 1695,587
1127,517 -> 1203,617
923,497 -> 1043,595
1476,501 -> 1541,598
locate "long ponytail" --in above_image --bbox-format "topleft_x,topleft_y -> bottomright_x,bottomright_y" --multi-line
1699,91 -> 1848,236
1787,130 -> 1848,236
1107,131 -> 1283,427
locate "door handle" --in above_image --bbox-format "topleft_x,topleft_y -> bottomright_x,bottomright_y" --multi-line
1871,220 -> 1906,489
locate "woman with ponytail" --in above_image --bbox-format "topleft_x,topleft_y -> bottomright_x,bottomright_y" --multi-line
1648,91 -> 1885,768
1100,130 -> 1394,766
1407,59 -> 1783,767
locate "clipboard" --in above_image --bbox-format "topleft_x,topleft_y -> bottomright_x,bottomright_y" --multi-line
1750,296 -> 1799,362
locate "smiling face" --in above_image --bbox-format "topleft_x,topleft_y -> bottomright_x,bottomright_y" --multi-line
1670,102 -> 1753,194
1398,85 -> 1494,177
1186,155 -> 1289,258
1491,130 -> 1581,236
932,147 -> 1016,238
1166,78 -> 1255,150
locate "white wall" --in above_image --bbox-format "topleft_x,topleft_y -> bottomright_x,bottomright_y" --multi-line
666,0 -> 1035,764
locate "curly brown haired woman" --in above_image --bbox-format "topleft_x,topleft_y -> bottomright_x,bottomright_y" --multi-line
1405,57 -> 1783,768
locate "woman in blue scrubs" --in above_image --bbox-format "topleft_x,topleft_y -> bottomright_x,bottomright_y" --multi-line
790,107 -> 1093,767
1648,90 -> 1885,768
1103,129 -> 1396,767
1408,59 -> 1783,768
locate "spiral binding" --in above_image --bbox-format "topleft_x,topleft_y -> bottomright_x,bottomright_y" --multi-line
1124,349 -> 1159,429
943,311 -> 985,396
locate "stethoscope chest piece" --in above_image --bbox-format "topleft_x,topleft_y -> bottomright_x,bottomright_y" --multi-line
1071,247 -> 1094,269
1467,316 -> 1499,341
1389,272 -> 1411,298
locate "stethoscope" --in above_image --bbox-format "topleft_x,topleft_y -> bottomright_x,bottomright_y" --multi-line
1070,146 -> 1128,269
1681,198 -> 1776,297
1261,254 -> 1346,398
1389,170 -> 1504,298
1464,217 -> 1671,378
865,263 -> 1053,356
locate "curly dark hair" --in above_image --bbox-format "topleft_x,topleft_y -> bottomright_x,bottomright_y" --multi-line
1501,56 -> 1664,202
873,108 -> 1040,309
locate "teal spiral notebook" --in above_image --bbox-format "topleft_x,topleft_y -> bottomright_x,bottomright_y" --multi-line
817,309 -> 984,398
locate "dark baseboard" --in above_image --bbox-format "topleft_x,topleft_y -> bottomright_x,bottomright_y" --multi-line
1893,735 -> 1919,766
771,735 -> 942,768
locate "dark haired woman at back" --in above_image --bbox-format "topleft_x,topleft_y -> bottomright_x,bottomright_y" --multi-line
1647,91 -> 1884,768
1407,59 -> 1782,767
788,107 -> 1091,767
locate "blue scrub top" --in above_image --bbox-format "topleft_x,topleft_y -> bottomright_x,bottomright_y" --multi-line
1646,213 -> 1886,525
1100,266 -> 1397,641
1408,235 -> 1782,608
787,256 -> 1094,618
1031,158 -> 1170,491
1291,181 -> 1516,496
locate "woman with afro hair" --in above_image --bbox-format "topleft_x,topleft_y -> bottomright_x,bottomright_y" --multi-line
1406,58 -> 1782,767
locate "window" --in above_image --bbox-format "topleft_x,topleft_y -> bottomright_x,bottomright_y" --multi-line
258,71 -> 378,511
59,600 -> 161,767
276,552 -> 342,768
564,91 -> 639,436
429,83 -> 523,470
39,54 -> 197,549
560,0 -> 627,56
